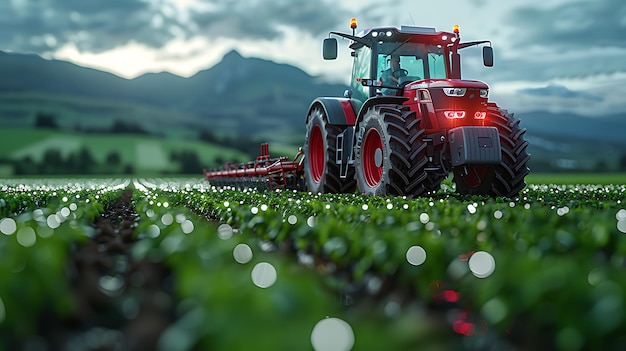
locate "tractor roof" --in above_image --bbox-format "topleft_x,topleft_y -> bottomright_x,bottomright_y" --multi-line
349,26 -> 457,49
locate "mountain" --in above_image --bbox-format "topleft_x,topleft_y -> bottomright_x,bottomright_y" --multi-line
0,50 -> 346,141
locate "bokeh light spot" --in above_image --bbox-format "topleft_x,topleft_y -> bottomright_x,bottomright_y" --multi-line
161,213 -> 174,226
181,220 -> 194,234
251,262 -> 277,288
481,297 -> 507,324
0,295 -> 4,324
233,243 -> 253,264
618,220 -> 626,234
60,207 -> 70,218
406,246 -> 427,266
218,224 -> 233,240
469,251 -> 496,278
45,214 -> 60,229
311,317 -> 355,351
307,216 -> 316,228
288,215 -> 297,225
0,218 -> 17,235
36,225 -> 53,238
16,227 -> 37,247
146,224 -> 160,238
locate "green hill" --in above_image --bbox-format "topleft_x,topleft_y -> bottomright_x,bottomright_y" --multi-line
0,127 -> 250,176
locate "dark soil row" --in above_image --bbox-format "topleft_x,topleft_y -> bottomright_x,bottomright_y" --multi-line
32,189 -> 175,351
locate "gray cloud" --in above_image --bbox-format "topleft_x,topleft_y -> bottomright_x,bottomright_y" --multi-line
190,0 -> 347,41
0,0 -> 187,53
519,83 -> 603,101
0,0 -> 348,55
509,0 -> 626,49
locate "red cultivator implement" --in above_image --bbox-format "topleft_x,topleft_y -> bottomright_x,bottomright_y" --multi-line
203,143 -> 305,190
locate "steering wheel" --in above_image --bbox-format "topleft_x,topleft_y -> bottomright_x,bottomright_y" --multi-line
393,69 -> 408,78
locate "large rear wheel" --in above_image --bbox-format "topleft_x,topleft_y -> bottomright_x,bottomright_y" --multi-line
303,107 -> 356,194
354,105 -> 430,197
453,104 -> 530,197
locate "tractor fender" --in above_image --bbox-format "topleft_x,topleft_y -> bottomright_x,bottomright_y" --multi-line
306,97 -> 359,125
355,96 -> 409,126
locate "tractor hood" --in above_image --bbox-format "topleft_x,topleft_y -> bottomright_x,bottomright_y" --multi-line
407,79 -> 489,90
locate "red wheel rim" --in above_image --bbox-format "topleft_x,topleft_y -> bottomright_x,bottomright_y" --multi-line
308,124 -> 324,183
362,128 -> 383,187
463,165 -> 488,188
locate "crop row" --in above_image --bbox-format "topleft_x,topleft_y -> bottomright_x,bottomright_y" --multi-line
157,180 -> 626,350
1,178 -> 625,350
0,179 -> 129,344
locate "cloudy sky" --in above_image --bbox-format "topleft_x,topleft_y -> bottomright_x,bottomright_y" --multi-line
2,0 -> 625,116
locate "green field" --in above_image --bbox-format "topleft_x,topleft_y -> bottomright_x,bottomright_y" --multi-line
1,178 -> 625,350
526,172 -> 626,185
0,127 -> 250,175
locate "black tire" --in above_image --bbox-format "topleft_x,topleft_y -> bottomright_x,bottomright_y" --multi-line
453,103 -> 530,197
303,107 -> 356,194
405,112 -> 446,195
354,105 -> 430,197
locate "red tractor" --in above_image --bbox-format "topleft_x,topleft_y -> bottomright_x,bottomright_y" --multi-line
303,19 -> 529,197
205,19 -> 530,197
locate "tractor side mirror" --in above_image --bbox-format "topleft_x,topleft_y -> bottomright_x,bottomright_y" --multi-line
483,46 -> 494,67
323,38 -> 338,60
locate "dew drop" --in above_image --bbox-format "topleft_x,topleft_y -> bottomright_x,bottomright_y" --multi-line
467,204 -> 477,214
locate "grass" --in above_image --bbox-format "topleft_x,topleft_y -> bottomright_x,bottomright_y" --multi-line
0,127 -> 249,173
526,172 -> 626,185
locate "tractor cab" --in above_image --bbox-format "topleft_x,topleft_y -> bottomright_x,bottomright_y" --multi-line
324,23 -> 493,103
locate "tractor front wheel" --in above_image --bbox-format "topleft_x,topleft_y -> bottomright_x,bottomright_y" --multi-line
354,105 -> 429,197
453,104 -> 530,197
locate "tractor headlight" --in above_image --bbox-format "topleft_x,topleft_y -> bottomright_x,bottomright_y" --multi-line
479,89 -> 489,98
443,87 -> 466,97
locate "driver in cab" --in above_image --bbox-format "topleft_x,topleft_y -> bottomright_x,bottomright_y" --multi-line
381,55 -> 407,87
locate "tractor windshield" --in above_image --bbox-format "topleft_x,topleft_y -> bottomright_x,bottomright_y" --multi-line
376,42 -> 446,86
